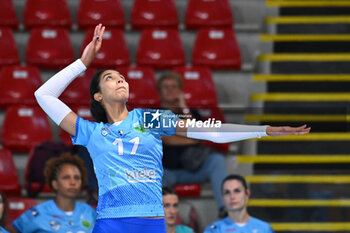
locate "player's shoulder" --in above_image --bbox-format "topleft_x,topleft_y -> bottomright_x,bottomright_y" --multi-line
176,224 -> 194,233
20,200 -> 51,218
75,201 -> 95,212
77,115 -> 101,128
204,217 -> 231,232
249,217 -> 274,230
250,217 -> 270,226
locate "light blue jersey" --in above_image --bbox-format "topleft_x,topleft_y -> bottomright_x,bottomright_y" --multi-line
204,217 -> 275,233
72,109 -> 178,219
0,226 -> 9,233
176,225 -> 193,233
12,200 -> 96,233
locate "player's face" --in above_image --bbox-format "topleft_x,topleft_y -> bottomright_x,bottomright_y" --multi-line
0,194 -> 4,220
52,164 -> 82,199
163,194 -> 179,226
95,70 -> 129,104
159,78 -> 182,104
222,179 -> 250,212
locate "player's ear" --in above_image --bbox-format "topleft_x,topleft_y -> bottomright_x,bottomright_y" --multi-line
246,189 -> 251,199
94,92 -> 103,102
52,180 -> 58,191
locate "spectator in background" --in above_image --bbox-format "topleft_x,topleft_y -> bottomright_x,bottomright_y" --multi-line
163,187 -> 194,233
8,154 -> 96,233
0,191 -> 9,233
204,174 -> 275,233
157,71 -> 228,217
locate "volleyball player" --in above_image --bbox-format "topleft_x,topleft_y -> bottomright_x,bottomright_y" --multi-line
34,24 -> 310,233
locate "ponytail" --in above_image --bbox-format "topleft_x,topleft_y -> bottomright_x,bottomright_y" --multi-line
90,69 -> 108,123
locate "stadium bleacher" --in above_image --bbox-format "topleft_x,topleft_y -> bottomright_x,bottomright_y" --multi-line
3,0 -> 349,232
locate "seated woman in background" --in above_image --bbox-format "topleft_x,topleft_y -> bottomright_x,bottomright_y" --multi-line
163,187 -> 194,233
204,174 -> 275,233
8,154 -> 97,233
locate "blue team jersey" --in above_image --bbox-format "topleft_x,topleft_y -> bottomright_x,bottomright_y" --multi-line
176,225 -> 193,233
204,217 -> 275,233
0,226 -> 9,233
12,200 -> 96,233
72,109 -> 178,219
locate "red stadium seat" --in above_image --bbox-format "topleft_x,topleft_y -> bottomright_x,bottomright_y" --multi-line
174,184 -> 201,198
0,28 -> 20,67
131,0 -> 178,29
1,105 -> 53,152
192,28 -> 241,70
0,66 -> 42,108
185,0 -> 233,29
117,67 -> 160,108
26,28 -> 74,69
60,68 -> 96,105
198,107 -> 229,152
0,0 -> 19,29
6,198 -> 38,226
59,106 -> 94,145
0,148 -> 22,197
81,28 -> 130,69
23,0 -> 72,29
77,0 -> 125,29
136,28 -> 185,69
173,67 -> 217,108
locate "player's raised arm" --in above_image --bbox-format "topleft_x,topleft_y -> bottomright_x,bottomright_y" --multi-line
34,24 -> 105,136
176,120 -> 310,143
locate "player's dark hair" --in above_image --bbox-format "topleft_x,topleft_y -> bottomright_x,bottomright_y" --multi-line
0,190 -> 7,226
221,174 -> 248,195
44,153 -> 88,192
162,186 -> 177,196
90,69 -> 109,123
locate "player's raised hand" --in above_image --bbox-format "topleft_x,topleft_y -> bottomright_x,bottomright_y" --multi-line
266,124 -> 311,137
81,24 -> 105,67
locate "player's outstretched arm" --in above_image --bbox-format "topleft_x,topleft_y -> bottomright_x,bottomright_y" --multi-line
176,120 -> 310,143
34,24 -> 105,136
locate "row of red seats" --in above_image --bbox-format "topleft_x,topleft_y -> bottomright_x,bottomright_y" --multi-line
0,65 -> 228,152
1,107 -> 227,153
0,27 -> 241,70
0,0 -> 233,30
0,66 -> 217,108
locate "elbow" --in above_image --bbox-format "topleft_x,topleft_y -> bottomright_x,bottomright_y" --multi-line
34,89 -> 45,105
34,89 -> 40,100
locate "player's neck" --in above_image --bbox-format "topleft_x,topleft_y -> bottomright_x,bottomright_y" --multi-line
228,209 -> 250,224
166,224 -> 176,233
54,196 -> 75,212
105,103 -> 128,124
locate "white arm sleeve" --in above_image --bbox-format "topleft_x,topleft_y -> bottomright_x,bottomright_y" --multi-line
34,59 -> 87,125
187,123 -> 268,143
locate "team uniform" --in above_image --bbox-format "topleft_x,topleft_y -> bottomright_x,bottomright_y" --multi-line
72,109 -> 178,232
175,225 -> 194,233
12,200 -> 96,233
204,217 -> 275,233
0,226 -> 9,233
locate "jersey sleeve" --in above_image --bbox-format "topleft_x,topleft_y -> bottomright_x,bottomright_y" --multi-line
203,224 -> 217,233
71,116 -> 99,146
268,225 -> 276,233
12,208 -> 39,233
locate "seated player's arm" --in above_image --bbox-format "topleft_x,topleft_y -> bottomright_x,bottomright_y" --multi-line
6,225 -> 18,233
